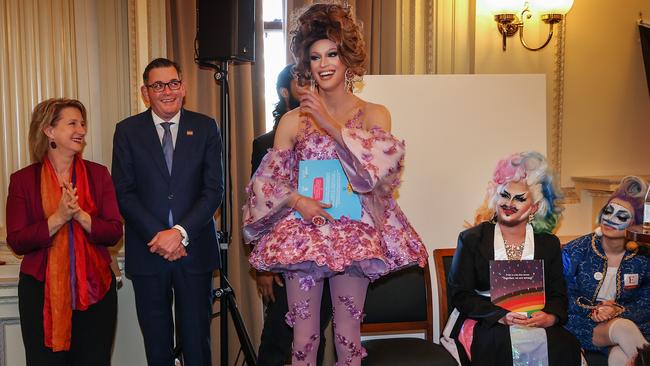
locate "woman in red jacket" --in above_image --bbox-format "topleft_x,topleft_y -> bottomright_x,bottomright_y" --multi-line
6,98 -> 121,366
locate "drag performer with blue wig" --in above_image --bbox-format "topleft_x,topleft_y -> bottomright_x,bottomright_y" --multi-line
442,151 -> 581,366
562,176 -> 649,366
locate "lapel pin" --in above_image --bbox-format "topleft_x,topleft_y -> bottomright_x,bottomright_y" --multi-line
186,130 -> 194,136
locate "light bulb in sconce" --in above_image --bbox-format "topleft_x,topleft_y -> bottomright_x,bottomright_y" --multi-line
530,0 -> 574,15
484,0 -> 524,15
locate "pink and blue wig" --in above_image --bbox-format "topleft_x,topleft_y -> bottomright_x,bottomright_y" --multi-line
480,151 -> 563,234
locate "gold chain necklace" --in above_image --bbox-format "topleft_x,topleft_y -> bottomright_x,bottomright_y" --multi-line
574,233 -> 632,315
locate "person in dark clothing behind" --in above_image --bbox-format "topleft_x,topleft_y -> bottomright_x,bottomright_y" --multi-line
251,64 -> 300,172
251,64 -> 332,365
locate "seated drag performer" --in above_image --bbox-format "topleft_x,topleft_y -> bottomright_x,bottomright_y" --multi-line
563,176 -> 649,366
442,152 -> 581,366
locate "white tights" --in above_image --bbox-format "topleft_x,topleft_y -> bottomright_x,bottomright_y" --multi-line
607,318 -> 648,366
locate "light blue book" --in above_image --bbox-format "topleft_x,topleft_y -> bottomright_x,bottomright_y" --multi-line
295,159 -> 362,221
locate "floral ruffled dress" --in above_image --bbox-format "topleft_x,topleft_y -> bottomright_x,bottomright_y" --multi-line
242,109 -> 427,280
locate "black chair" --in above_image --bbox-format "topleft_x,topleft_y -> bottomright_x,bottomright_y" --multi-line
360,263 -> 457,366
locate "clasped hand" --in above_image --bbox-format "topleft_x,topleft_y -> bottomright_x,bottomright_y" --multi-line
499,311 -> 557,328
589,300 -> 620,323
148,229 -> 187,262
56,182 -> 82,221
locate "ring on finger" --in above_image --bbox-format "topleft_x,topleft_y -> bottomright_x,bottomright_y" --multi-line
311,215 -> 326,226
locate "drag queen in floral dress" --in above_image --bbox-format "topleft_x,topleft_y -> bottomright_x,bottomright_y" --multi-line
242,3 -> 427,365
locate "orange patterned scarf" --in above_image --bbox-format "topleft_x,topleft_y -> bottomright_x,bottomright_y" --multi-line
40,156 -> 112,351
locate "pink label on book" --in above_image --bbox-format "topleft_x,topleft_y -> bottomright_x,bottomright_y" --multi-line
312,177 -> 324,200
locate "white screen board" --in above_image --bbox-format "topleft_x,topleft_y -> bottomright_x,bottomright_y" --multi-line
356,74 -> 547,338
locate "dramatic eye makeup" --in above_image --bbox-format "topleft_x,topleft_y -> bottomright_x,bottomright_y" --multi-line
603,205 -> 614,215
499,189 -> 527,202
615,210 -> 631,222
512,194 -> 527,203
310,48 -> 338,62
601,202 -> 633,230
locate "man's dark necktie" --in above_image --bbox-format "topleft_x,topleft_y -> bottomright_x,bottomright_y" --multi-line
161,122 -> 174,227
161,122 -> 174,174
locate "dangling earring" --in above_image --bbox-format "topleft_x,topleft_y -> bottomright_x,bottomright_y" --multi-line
345,68 -> 355,92
49,140 -> 57,149
490,213 -> 498,224
528,213 -> 535,223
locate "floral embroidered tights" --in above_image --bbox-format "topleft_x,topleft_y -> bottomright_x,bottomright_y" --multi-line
284,272 -> 370,366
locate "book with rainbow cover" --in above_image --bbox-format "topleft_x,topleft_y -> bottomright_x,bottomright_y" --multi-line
489,260 -> 545,317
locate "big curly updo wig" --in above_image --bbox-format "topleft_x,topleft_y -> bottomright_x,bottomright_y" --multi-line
289,2 -> 366,84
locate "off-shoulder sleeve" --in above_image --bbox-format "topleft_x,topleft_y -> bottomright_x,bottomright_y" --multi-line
242,149 -> 297,244
334,126 -> 405,193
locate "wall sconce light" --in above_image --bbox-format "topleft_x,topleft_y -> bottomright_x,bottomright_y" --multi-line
488,0 -> 574,51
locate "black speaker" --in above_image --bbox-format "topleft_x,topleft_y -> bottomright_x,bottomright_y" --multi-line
196,0 -> 255,63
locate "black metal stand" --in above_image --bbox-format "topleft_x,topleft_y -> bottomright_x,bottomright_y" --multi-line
173,60 -> 257,365
212,274 -> 257,366
213,60 -> 257,366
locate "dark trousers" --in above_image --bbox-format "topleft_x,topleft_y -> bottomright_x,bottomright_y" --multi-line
18,272 -> 117,366
131,263 -> 213,366
257,278 -> 332,366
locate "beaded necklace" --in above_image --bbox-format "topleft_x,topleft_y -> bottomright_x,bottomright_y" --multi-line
504,240 -> 525,261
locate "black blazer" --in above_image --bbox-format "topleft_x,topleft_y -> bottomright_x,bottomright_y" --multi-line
251,130 -> 275,176
112,109 -> 223,275
448,221 -> 568,328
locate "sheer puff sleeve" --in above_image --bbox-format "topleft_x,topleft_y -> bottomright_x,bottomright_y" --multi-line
242,149 -> 297,244
335,126 -> 405,195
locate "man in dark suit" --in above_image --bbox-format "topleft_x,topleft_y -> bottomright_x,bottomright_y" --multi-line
112,58 -> 223,366
252,64 -> 331,366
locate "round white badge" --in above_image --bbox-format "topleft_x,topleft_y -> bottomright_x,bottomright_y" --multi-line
594,272 -> 603,281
